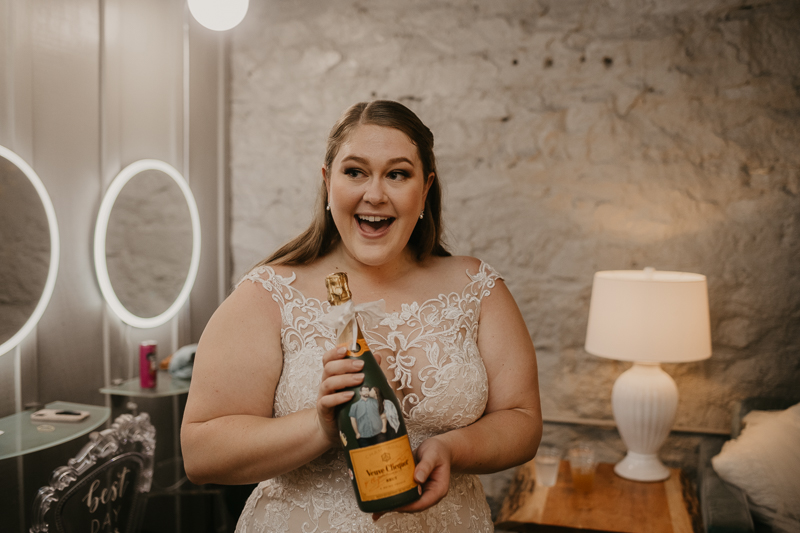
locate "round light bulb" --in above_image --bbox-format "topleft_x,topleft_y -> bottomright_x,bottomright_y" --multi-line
188,0 -> 249,32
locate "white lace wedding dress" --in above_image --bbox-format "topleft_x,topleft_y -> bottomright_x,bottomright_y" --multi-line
235,261 -> 502,533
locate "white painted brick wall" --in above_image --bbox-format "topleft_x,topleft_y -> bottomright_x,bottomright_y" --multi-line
230,1 -> 800,437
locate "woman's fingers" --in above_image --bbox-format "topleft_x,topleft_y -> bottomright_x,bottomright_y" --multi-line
413,451 -> 436,484
322,359 -> 364,382
321,347 -> 363,377
372,466 -> 448,519
317,390 -> 355,417
321,345 -> 348,368
319,346 -> 365,397
373,438 -> 451,520
319,373 -> 365,397
316,345 -> 368,446
405,453 -> 450,511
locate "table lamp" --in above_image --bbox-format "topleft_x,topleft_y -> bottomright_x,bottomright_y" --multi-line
585,268 -> 711,481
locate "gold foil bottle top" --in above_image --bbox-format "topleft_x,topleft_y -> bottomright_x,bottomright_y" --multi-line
326,272 -> 352,305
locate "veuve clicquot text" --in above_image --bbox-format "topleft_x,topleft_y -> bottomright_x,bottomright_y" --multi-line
325,272 -> 420,513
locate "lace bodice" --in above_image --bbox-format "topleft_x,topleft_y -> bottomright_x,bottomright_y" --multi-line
235,261 -> 502,533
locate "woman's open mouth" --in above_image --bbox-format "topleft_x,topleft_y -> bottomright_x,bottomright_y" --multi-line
356,214 -> 395,235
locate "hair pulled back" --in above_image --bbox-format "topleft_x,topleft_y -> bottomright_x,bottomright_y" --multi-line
260,100 -> 450,267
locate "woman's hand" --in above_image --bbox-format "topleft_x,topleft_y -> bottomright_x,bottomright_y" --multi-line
316,346 -> 363,445
373,437 -> 452,520
316,346 -> 383,447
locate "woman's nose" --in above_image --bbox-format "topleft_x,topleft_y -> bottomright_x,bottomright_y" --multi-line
362,176 -> 387,204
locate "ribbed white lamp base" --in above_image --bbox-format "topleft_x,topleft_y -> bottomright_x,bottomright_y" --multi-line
611,362 -> 678,482
614,451 -> 670,481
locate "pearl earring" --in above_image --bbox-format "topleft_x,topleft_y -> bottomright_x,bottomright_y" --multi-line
419,210 -> 424,220
326,204 -> 331,211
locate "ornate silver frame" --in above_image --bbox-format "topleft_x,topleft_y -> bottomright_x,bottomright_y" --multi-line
29,412 -> 156,533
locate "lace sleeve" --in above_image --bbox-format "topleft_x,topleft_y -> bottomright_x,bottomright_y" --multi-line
468,260 -> 504,302
236,265 -> 298,311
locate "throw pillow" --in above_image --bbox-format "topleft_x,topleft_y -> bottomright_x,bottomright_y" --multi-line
712,402 -> 800,533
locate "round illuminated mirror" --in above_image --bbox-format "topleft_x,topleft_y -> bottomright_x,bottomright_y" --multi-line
0,145 -> 60,357
94,160 -> 201,329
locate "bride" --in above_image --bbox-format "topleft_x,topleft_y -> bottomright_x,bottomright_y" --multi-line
181,100 -> 542,532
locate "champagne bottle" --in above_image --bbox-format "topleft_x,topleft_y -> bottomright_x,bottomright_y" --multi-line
325,272 -> 421,513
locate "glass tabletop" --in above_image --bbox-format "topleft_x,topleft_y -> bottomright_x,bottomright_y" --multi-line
99,371 -> 190,398
0,401 -> 110,460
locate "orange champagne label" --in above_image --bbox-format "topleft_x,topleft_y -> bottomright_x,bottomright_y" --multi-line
349,435 -> 417,501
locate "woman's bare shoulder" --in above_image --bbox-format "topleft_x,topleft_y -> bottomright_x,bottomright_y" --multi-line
409,255 -> 490,298
424,254 -> 485,277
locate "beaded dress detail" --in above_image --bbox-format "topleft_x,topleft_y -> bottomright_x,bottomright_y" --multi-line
235,261 -> 502,533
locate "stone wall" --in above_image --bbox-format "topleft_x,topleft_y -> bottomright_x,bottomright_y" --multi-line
229,0 -> 800,488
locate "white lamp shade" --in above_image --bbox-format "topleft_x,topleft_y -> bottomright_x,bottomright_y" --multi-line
585,269 -> 711,363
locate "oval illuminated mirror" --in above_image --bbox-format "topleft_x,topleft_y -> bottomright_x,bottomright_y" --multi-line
0,145 -> 60,357
94,160 -> 201,329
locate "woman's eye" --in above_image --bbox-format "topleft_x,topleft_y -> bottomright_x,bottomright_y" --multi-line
344,168 -> 363,178
387,170 -> 409,180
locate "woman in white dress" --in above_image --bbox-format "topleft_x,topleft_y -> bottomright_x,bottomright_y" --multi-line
181,100 -> 542,532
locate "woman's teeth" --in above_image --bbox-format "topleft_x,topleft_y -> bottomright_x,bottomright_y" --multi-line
356,214 -> 394,233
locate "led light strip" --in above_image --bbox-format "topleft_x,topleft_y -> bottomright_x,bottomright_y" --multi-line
94,159 -> 201,329
0,145 -> 60,357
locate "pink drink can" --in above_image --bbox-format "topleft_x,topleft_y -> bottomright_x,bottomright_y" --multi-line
139,341 -> 157,389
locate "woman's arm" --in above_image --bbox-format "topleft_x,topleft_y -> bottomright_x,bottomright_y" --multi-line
440,276 -> 542,472
395,274 -> 542,514
181,279 -> 364,485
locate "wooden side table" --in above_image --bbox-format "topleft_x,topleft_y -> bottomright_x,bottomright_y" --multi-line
495,460 -> 700,533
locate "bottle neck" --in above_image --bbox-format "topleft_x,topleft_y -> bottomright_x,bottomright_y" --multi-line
325,272 -> 352,305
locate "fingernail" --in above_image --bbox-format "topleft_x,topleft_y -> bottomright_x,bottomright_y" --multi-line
353,359 -> 364,369
337,346 -> 347,355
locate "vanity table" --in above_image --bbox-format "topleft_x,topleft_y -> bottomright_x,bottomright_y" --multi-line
99,371 -> 190,478
99,371 -> 189,472
99,371 -> 190,466
99,372 -> 229,532
0,401 -> 110,460
99,371 -> 191,398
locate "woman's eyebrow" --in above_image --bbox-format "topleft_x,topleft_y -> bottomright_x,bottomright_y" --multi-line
340,155 -> 369,165
340,155 -> 414,166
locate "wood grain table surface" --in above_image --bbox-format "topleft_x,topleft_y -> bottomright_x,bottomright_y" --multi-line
495,460 -> 701,533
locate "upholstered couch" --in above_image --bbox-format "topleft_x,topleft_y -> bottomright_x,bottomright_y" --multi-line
698,397 -> 800,533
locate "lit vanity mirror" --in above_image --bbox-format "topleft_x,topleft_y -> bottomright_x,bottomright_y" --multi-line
0,146 -> 60,357
94,160 -> 201,329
